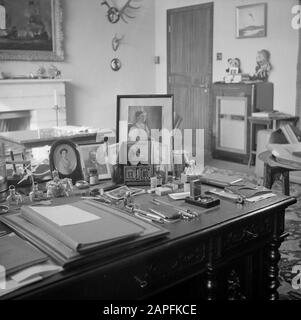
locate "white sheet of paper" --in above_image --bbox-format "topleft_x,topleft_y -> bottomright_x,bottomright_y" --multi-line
29,205 -> 100,227
11,264 -> 63,283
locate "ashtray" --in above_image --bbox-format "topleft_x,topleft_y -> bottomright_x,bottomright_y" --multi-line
185,196 -> 220,208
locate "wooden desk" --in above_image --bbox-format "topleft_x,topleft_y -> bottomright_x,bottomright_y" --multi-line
248,115 -> 299,167
1,192 -> 296,300
0,128 -> 97,149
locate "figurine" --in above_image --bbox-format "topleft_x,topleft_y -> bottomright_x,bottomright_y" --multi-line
29,182 -> 44,202
46,170 -> 73,198
48,65 -> 61,79
36,66 -> 47,79
6,185 -> 22,208
184,159 -> 197,176
226,58 -> 242,75
251,49 -> 272,81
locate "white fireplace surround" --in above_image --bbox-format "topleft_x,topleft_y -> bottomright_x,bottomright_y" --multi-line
0,79 -> 71,130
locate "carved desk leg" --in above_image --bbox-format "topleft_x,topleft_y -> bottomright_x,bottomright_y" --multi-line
227,269 -> 246,300
263,164 -> 274,190
267,237 -> 282,300
282,170 -> 290,196
205,266 -> 218,300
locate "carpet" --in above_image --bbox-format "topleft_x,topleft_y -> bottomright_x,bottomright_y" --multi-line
202,166 -> 301,300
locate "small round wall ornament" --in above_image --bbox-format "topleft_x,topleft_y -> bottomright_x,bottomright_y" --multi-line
111,58 -> 122,71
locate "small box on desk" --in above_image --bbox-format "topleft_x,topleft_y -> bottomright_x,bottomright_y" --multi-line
185,196 -> 220,209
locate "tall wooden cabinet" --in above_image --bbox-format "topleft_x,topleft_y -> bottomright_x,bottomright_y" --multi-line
212,82 -> 274,163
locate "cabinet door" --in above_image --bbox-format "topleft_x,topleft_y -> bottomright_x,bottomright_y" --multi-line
216,96 -> 248,154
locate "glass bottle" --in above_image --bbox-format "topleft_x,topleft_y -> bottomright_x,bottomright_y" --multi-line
6,185 -> 22,208
155,166 -> 162,186
88,168 -> 99,185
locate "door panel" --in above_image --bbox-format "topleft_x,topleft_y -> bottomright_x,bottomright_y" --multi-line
167,3 -> 213,155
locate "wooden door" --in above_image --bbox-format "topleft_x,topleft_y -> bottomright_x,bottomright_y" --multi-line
167,3 -> 213,156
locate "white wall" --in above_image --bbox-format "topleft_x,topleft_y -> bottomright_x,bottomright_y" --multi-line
155,0 -> 299,115
0,0 -> 156,129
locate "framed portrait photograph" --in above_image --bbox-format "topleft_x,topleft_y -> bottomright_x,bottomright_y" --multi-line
116,95 -> 174,167
236,3 -> 267,39
0,0 -> 64,61
49,140 -> 83,183
78,143 -> 112,181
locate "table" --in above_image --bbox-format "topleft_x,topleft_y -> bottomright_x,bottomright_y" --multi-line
0,127 -> 98,150
259,150 -> 301,196
1,190 -> 296,300
248,115 -> 299,167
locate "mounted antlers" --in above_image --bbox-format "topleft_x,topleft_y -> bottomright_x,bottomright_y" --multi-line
119,0 -> 141,23
101,0 -> 141,24
112,34 -> 125,51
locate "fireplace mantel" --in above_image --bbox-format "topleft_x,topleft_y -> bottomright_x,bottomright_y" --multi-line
0,79 -> 71,129
0,79 -> 71,85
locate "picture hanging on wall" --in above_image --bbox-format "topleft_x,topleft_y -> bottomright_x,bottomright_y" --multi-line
0,0 -> 64,61
236,3 -> 267,39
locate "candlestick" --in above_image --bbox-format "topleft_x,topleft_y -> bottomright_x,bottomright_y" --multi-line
54,90 -> 58,106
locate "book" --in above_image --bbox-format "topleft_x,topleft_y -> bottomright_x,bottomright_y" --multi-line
198,173 -> 243,188
225,183 -> 271,199
251,111 -> 295,119
21,201 -> 145,252
280,124 -> 300,144
0,233 -> 48,276
251,111 -> 276,118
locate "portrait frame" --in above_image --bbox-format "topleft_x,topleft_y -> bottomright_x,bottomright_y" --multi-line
0,0 -> 64,61
116,94 -> 174,168
236,3 -> 267,39
49,139 -> 83,183
78,142 -> 112,182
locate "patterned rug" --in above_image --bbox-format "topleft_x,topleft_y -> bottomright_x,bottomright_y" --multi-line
203,166 -> 301,300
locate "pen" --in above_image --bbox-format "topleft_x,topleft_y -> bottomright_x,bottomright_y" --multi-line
81,196 -> 111,204
151,199 -> 198,217
134,209 -> 165,223
230,178 -> 243,185
149,208 -> 167,219
134,212 -> 164,224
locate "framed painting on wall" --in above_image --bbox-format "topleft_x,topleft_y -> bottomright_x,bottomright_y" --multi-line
236,3 -> 267,39
0,0 -> 64,61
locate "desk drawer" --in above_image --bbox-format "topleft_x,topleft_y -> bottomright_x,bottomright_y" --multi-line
121,241 -> 207,298
218,214 -> 274,257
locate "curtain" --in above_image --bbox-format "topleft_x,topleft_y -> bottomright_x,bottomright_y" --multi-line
296,1 -> 301,124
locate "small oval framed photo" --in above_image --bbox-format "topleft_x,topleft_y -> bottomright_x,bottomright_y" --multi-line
49,139 -> 83,183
